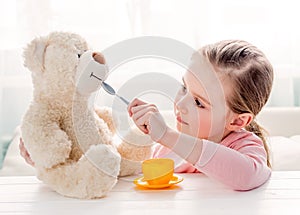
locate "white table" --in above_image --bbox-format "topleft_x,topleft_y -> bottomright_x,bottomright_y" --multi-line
0,171 -> 299,215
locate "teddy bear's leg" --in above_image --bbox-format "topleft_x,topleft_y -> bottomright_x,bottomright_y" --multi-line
38,144 -> 121,199
117,128 -> 154,176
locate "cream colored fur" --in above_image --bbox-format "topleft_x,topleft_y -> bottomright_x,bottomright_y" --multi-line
21,32 -> 152,199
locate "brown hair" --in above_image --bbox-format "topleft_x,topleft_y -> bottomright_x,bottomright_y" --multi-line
201,40 -> 273,167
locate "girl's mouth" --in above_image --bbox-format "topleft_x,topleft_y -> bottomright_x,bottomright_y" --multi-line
176,115 -> 188,125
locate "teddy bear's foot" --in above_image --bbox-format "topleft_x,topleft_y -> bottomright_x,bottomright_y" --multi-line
37,144 -> 121,199
85,144 -> 121,177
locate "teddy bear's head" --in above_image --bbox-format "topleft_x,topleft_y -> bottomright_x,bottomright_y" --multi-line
23,31 -> 105,99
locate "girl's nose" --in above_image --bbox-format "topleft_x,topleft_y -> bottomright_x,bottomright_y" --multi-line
174,94 -> 189,114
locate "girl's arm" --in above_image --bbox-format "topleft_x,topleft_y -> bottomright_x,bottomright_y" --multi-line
193,133 -> 271,190
158,127 -> 204,165
158,129 -> 271,190
128,98 -> 271,190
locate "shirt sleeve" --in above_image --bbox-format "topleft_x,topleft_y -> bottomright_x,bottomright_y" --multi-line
194,132 -> 271,190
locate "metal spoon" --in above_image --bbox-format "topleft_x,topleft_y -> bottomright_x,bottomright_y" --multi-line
90,72 -> 130,105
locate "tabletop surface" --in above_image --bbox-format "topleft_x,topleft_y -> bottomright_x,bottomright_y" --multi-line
0,171 -> 300,215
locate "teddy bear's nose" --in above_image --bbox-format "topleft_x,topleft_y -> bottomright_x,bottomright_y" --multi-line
92,52 -> 106,64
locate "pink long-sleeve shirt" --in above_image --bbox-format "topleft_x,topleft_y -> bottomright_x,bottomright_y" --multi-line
152,129 -> 271,191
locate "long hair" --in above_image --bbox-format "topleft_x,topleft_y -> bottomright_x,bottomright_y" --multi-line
201,40 -> 273,167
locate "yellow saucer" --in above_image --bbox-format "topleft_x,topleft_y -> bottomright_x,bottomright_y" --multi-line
133,175 -> 183,189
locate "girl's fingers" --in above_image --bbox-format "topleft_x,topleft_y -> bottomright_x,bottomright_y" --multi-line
127,98 -> 159,135
25,155 -> 35,166
131,103 -> 156,114
132,105 -> 157,122
130,105 -> 158,134
135,112 -> 152,134
127,98 -> 147,116
19,138 -> 35,166
19,138 -> 25,152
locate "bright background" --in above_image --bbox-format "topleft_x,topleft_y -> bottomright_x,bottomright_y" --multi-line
1,0 -> 300,139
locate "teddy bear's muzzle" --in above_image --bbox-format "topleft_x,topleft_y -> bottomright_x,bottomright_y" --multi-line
75,50 -> 108,96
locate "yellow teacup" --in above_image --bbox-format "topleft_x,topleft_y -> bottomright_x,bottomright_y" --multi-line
142,158 -> 174,185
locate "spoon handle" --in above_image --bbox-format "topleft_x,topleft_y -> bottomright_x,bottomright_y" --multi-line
116,94 -> 130,105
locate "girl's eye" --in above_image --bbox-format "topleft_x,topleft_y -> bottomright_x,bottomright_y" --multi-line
194,98 -> 205,108
181,84 -> 187,93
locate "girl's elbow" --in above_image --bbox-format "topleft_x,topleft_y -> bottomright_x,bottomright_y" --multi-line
230,170 -> 271,191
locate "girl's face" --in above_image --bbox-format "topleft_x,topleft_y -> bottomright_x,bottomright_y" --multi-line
174,56 -> 232,142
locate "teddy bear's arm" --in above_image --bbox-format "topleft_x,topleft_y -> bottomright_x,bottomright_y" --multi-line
117,128 -> 154,176
21,123 -> 72,169
21,107 -> 72,169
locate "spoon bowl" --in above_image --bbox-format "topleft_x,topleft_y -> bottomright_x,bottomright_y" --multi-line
102,82 -> 130,105
90,72 -> 130,105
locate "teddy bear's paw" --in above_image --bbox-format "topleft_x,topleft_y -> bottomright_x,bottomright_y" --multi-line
120,127 -> 154,147
33,139 -> 72,169
117,141 -> 152,162
85,144 -> 121,178
95,106 -> 116,134
118,158 -> 142,176
117,127 -> 153,161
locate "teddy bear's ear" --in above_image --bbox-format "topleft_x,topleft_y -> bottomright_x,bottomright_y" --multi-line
23,36 -> 48,72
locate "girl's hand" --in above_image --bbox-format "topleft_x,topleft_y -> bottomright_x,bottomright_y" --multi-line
19,138 -> 35,166
128,98 -> 168,142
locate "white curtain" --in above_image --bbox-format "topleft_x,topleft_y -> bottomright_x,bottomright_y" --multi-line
1,0 -> 300,138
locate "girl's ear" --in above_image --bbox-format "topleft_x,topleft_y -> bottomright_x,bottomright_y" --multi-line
227,113 -> 253,131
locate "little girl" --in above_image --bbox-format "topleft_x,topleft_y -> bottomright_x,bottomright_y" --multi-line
128,40 -> 273,190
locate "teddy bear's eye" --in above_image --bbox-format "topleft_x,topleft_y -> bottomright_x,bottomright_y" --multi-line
77,53 -> 81,58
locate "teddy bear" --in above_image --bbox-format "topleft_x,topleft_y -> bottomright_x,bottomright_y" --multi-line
20,31 -> 153,199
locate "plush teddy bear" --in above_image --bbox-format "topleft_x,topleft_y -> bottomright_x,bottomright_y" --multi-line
20,31 -> 152,199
